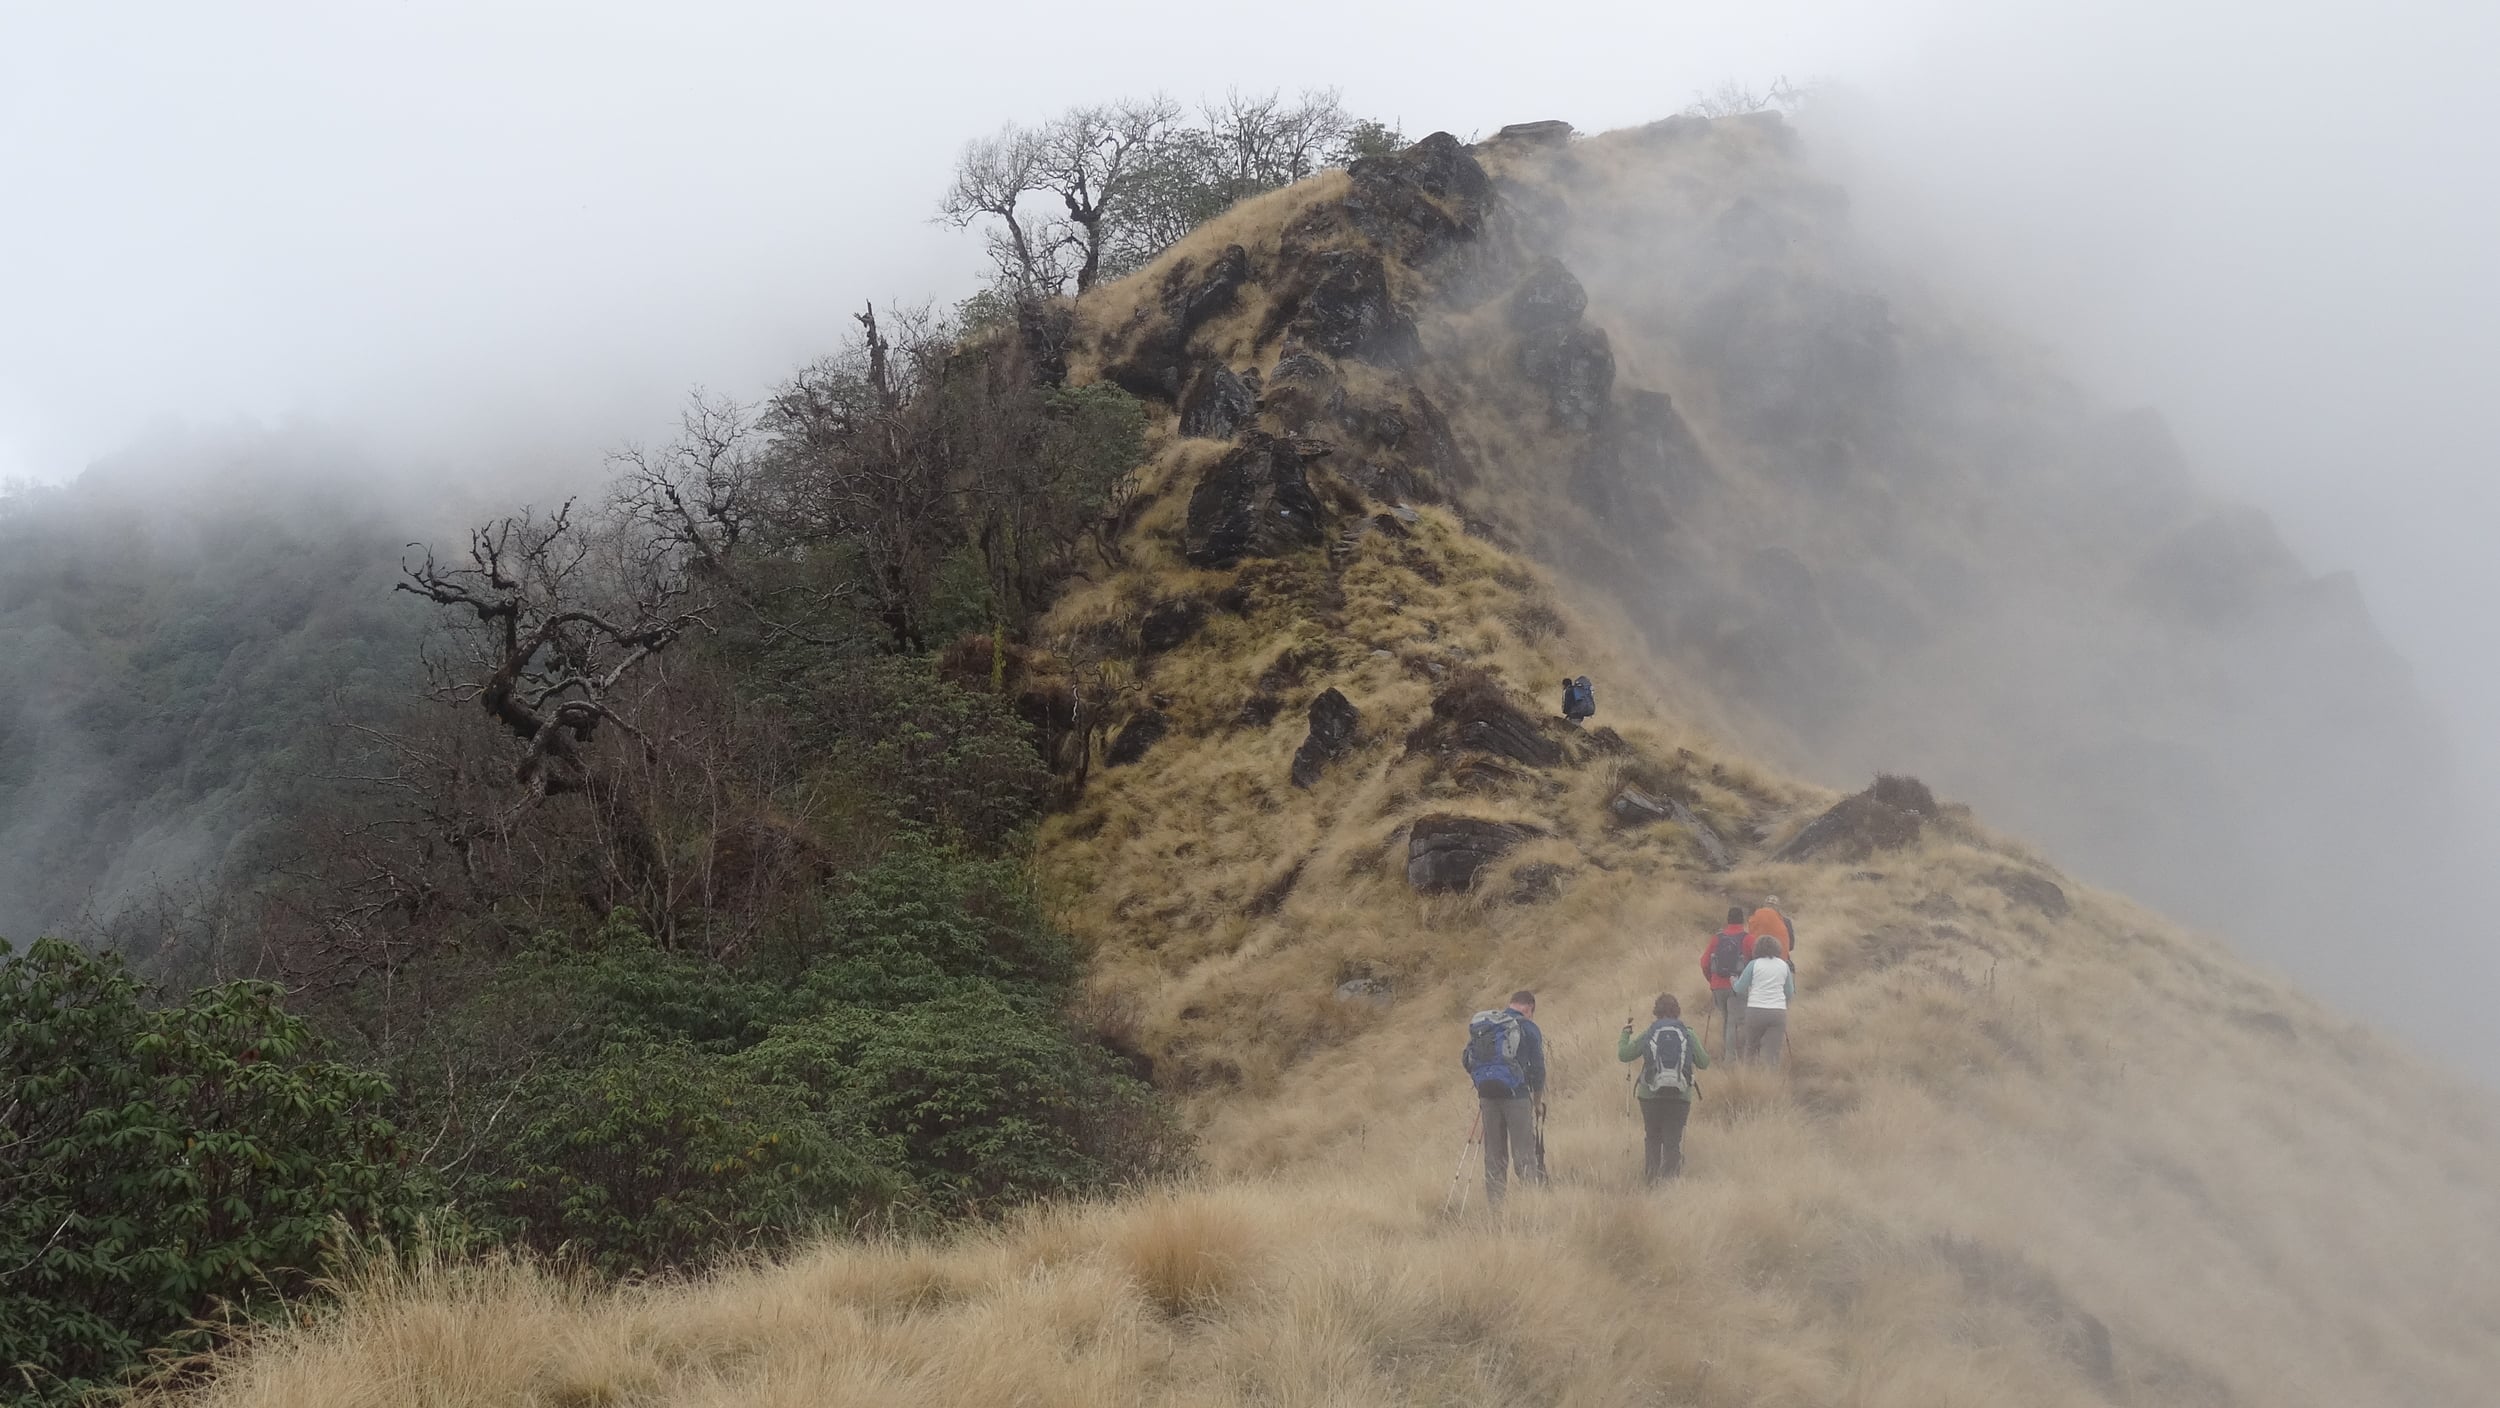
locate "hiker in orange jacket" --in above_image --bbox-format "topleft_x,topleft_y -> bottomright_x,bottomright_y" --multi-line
1699,906 -> 1750,1057
1747,897 -> 1795,965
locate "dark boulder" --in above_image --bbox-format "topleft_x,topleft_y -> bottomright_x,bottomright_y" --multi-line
1259,349 -> 1338,433
1520,321 -> 1615,432
1104,709 -> 1169,768
1404,671 -> 1566,768
1985,868 -> 2071,919
1290,687 -> 1362,788
1286,250 -> 1419,365
1333,976 -> 1394,1006
1491,119 -> 1575,145
1776,774 -> 1937,863
1507,256 -> 1588,332
1103,243 -> 1253,401
1182,433 -> 1334,569
1178,363 -> 1257,440
1338,132 -> 1495,270
1138,598 -> 1208,654
1406,814 -> 1539,894
1176,243 -> 1251,338
1506,861 -> 1567,905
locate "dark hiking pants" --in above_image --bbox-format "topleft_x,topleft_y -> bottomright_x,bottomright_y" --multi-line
1742,1008 -> 1788,1068
1480,1094 -> 1542,1204
1638,1095 -> 1692,1183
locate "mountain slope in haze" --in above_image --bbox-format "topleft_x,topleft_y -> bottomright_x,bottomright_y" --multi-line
0,432 -> 422,958
1073,112 -> 2461,1035
173,123 -> 2500,1408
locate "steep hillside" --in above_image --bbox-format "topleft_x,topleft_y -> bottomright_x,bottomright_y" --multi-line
1070,114 -> 2458,1023
164,123 -> 2500,1407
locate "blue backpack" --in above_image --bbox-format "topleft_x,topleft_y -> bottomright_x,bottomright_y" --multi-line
1561,676 -> 1596,720
1463,1010 -> 1527,1096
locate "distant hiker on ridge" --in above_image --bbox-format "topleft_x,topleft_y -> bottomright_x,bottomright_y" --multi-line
1619,992 -> 1708,1184
1560,675 -> 1595,724
1733,941 -> 1796,1068
1461,989 -> 1547,1205
1702,906 -> 1750,1057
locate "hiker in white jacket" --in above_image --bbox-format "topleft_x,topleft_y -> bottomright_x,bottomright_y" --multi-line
1732,947 -> 1795,1068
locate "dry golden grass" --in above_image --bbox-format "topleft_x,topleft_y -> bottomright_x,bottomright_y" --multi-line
163,120 -> 2500,1407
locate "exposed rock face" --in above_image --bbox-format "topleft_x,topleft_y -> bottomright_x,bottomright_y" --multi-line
1259,350 -> 1337,434
1520,321 -> 1616,432
1406,815 -> 1538,894
1776,774 -> 1936,863
1506,861 -> 1567,904
1285,250 -> 1419,365
1985,868 -> 2071,918
1178,364 -> 1257,440
1183,434 -> 1333,569
1492,119 -> 1575,145
1668,798 -> 1736,871
1105,243 -> 1253,400
1138,598 -> 1207,654
1336,131 -> 1496,271
1405,673 -> 1566,768
1333,976 -> 1394,1005
1507,256 -> 1589,332
1290,687 -> 1362,787
1104,710 -> 1169,768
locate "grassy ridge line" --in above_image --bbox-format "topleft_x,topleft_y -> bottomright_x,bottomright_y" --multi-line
164,843 -> 2500,1406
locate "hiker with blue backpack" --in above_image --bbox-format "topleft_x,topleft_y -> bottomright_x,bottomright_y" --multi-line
1618,993 -> 1708,1183
1461,990 -> 1547,1205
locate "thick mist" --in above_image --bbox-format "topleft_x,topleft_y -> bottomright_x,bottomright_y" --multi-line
6,3 -> 2495,1054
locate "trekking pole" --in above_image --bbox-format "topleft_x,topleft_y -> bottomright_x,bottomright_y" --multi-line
1442,1108 -> 1483,1215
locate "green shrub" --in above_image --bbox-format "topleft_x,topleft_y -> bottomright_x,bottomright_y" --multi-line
0,939 -> 428,1403
803,841 -> 1075,1006
471,1040 -> 906,1275
744,986 -> 1180,1213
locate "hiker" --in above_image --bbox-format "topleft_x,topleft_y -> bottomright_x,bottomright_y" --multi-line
1619,992 -> 1709,1183
1460,989 -> 1547,1204
1701,905 -> 1751,1057
1560,675 -> 1595,723
1733,941 -> 1796,1068
1747,896 -> 1796,964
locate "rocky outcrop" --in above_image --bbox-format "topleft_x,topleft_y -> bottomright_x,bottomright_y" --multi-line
1290,687 -> 1361,787
1334,131 -> 1496,272
1521,321 -> 1615,433
1985,867 -> 2071,918
1404,673 -> 1566,768
1183,434 -> 1333,569
1178,364 -> 1257,440
1405,815 -> 1539,894
1138,598 -> 1207,654
1776,774 -> 1936,863
1507,256 -> 1588,332
1491,119 -> 1575,146
1104,243 -> 1252,401
1282,251 -> 1419,365
1104,710 -> 1169,768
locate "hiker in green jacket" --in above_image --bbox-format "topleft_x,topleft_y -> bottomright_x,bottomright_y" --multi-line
1618,993 -> 1709,1183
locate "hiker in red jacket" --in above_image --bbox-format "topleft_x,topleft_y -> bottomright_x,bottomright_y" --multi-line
1699,905 -> 1750,1057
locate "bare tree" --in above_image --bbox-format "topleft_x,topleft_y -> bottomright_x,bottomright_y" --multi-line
940,128 -> 1068,297
1682,76 -> 1817,119
612,391 -> 850,645
396,501 -> 706,801
939,96 -> 1183,296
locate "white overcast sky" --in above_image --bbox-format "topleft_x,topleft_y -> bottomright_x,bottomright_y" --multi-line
4,0 -> 2497,790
